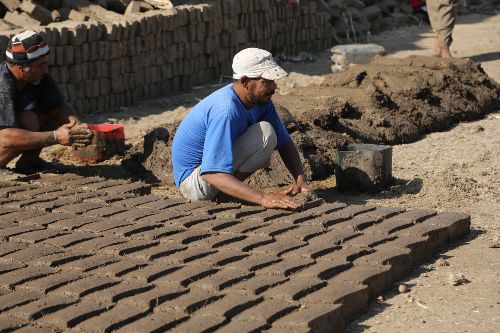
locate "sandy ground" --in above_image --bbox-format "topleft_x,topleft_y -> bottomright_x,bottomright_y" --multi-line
341,13 -> 500,333
38,12 -> 500,332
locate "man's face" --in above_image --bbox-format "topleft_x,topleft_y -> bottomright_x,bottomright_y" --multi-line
246,78 -> 278,105
22,55 -> 49,85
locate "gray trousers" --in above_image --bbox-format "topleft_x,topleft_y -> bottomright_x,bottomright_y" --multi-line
179,121 -> 278,201
428,0 -> 458,48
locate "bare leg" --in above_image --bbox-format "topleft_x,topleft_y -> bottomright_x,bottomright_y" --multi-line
433,34 -> 442,57
440,46 -> 452,58
14,111 -> 43,169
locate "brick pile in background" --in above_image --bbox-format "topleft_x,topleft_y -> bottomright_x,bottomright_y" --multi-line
0,0 -> 332,114
0,173 -> 471,332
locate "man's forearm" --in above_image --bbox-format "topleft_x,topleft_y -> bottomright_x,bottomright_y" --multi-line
202,172 -> 264,205
0,128 -> 56,150
278,141 -> 306,181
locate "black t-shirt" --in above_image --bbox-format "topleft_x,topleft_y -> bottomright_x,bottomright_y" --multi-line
0,62 -> 64,128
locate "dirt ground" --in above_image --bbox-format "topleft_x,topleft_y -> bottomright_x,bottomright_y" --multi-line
36,13 -> 500,333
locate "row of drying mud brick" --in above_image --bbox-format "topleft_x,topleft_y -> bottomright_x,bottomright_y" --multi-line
0,173 -> 470,332
0,1 -> 332,114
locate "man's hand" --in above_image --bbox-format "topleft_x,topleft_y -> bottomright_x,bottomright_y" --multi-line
54,119 -> 93,146
70,123 -> 93,147
260,186 -> 299,209
291,175 -> 310,196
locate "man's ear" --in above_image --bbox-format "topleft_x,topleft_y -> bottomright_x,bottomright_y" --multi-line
240,76 -> 250,88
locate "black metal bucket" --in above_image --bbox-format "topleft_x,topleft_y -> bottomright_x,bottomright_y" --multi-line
335,144 -> 393,193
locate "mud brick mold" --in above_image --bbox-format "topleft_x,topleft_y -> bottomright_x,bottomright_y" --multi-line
0,174 -> 471,332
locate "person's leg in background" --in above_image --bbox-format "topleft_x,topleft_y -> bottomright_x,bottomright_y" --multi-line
428,0 -> 459,58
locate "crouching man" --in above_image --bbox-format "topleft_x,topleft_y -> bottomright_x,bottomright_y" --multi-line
0,30 -> 92,176
172,48 -> 309,209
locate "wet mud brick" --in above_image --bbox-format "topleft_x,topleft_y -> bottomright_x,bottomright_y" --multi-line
0,314 -> 28,331
302,281 -> 370,320
264,275 -> 327,301
189,267 -> 255,292
18,271 -> 84,294
135,210 -> 190,224
91,258 -> 148,278
10,228 -> 70,244
154,262 -> 219,287
224,253 -> 281,272
73,303 -> 150,332
43,231 -> 98,248
84,192 -> 136,204
122,262 -> 182,284
0,184 -> 37,197
29,173 -> 88,186
52,202 -> 108,214
364,209 -> 438,235
0,210 -> 47,223
41,299 -> 111,329
60,254 -> 120,273
168,314 -> 227,333
8,185 -> 66,200
106,207 -> 158,222
124,283 -> 188,309
156,286 -> 224,314
98,181 -> 152,196
85,280 -> 154,303
2,244 -> 62,263
5,295 -> 78,320
79,179 -> 131,191
112,195 -> 164,207
0,261 -> 26,275
52,276 -> 120,298
0,290 -> 42,312
114,309 -> 188,333
0,241 -> 27,257
136,198 -> 186,210
21,212 -> 76,227
272,303 -> 345,333
197,248 -> 249,266
230,298 -> 299,324
227,272 -> 289,295
0,225 -> 45,240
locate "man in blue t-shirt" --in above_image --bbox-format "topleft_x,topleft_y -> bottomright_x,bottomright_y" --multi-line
0,30 -> 92,176
172,48 -> 309,209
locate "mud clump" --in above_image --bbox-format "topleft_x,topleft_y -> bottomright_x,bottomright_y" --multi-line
122,123 -> 178,185
124,56 -> 500,187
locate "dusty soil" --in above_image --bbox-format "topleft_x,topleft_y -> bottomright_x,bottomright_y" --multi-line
33,13 -> 500,333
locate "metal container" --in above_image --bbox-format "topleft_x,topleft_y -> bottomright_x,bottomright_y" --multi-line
335,143 -> 392,193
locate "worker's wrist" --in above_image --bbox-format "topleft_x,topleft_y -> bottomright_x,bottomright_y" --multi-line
51,131 -> 58,145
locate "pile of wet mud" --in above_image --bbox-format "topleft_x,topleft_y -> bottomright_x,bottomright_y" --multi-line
123,56 -> 500,188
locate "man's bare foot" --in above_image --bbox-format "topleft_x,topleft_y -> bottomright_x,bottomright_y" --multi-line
441,47 -> 452,58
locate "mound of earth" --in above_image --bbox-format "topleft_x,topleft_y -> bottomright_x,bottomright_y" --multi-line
123,56 -> 500,188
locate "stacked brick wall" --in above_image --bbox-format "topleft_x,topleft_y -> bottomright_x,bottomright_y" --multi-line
0,0 -> 332,114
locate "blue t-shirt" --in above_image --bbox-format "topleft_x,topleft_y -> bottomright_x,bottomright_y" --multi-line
172,84 -> 292,187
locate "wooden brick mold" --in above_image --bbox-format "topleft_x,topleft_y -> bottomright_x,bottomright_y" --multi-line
0,174 -> 470,332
